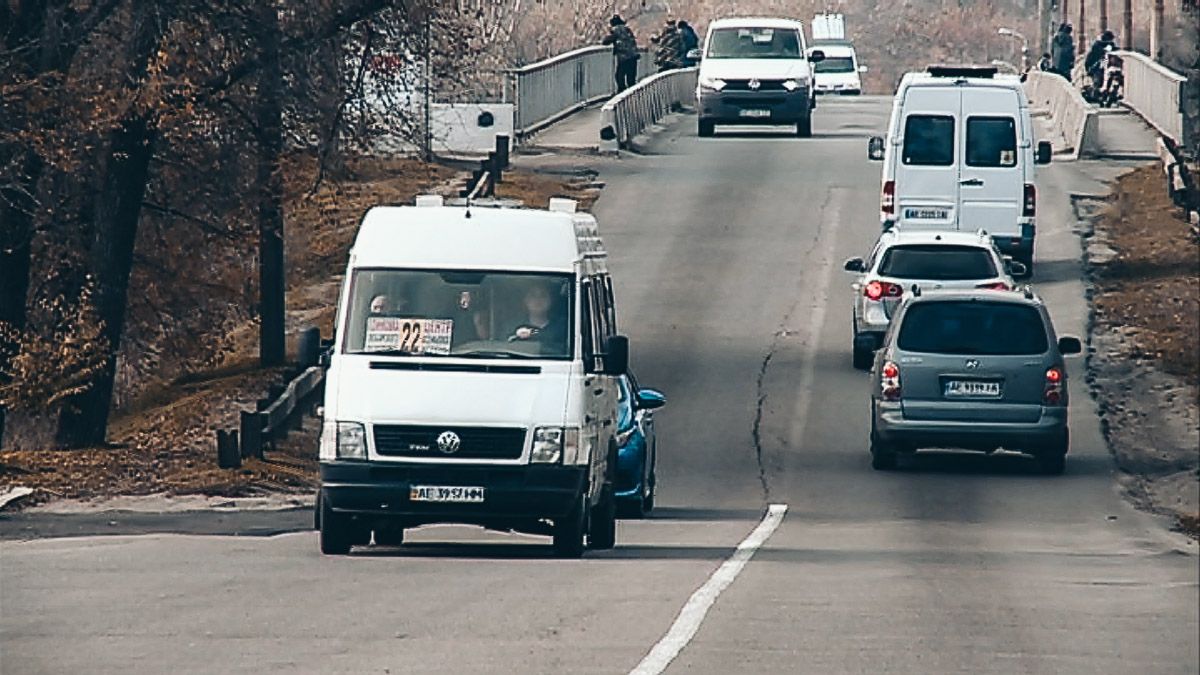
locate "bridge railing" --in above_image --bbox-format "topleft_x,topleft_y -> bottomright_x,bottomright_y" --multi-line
599,67 -> 698,151
509,46 -> 654,138
1114,51 -> 1189,148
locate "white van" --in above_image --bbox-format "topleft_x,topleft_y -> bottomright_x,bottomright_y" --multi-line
316,197 -> 626,558
809,41 -> 864,95
696,17 -> 824,137
868,66 -> 1052,272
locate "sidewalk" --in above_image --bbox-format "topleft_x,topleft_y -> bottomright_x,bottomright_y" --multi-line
522,104 -> 604,152
1091,108 -> 1160,159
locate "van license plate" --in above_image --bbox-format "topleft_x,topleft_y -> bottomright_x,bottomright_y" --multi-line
739,109 -> 770,118
410,486 -> 485,503
904,208 -> 949,220
944,380 -> 1002,398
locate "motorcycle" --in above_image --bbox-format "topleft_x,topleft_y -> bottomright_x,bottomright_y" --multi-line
1083,46 -> 1124,108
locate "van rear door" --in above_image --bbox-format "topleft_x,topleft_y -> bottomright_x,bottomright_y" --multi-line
894,86 -> 960,230
957,88 -> 1023,237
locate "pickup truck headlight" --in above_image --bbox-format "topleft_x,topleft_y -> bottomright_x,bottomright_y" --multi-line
698,76 -> 726,92
320,421 -> 366,460
532,427 -> 579,464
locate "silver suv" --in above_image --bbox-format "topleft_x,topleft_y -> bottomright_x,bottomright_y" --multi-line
844,229 -> 1023,370
869,289 -> 1082,474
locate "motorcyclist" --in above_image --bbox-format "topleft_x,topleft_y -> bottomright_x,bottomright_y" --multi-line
1084,30 -> 1117,90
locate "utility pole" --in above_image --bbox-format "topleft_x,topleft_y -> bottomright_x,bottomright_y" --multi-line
1078,0 -> 1087,54
257,0 -> 285,368
423,8 -> 433,162
1038,0 -> 1048,58
1099,0 -> 1108,31
1122,0 -> 1132,49
1150,0 -> 1165,61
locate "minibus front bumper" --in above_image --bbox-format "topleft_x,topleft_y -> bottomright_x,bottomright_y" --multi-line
320,461 -> 586,524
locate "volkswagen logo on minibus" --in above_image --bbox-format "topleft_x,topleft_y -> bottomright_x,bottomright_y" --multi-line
436,431 -> 461,454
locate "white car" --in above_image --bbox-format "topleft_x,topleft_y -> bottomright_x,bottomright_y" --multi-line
809,41 -> 864,95
842,228 -> 1022,370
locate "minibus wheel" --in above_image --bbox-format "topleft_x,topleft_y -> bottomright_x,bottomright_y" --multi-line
318,490 -> 353,555
552,498 -> 586,558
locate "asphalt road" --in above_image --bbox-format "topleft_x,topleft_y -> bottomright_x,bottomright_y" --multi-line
2,96 -> 1197,674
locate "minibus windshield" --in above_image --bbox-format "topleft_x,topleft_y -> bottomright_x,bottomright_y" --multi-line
706,27 -> 802,59
342,269 -> 574,359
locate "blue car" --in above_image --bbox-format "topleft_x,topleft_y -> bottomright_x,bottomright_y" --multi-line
615,372 -> 667,518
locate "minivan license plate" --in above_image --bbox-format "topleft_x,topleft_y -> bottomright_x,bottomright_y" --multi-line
944,380 -> 1002,398
739,109 -> 770,118
410,486 -> 485,503
904,208 -> 949,220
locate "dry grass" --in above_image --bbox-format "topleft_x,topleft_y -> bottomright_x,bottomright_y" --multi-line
1094,165 -> 1200,387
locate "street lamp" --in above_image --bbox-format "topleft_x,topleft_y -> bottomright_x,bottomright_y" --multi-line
997,27 -> 1029,72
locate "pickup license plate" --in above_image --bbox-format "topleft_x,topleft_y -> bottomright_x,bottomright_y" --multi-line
739,109 -> 770,118
904,208 -> 949,220
944,380 -> 1002,398
410,485 -> 485,503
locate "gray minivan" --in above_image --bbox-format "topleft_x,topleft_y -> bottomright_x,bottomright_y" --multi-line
869,289 -> 1082,474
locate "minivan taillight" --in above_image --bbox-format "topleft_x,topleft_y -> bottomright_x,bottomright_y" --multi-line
882,181 -> 896,215
1043,366 -> 1064,405
881,361 -> 902,401
1023,184 -> 1036,217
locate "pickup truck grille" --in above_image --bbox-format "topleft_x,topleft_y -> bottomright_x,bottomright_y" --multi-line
373,425 -> 526,460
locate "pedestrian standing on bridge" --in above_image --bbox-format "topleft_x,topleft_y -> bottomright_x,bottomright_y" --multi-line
602,15 -> 640,92
678,20 -> 700,67
1050,23 -> 1075,79
651,19 -> 682,72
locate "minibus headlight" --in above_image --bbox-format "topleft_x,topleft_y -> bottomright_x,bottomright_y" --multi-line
321,421 -> 367,460
783,79 -> 803,91
532,427 -> 578,464
698,76 -> 726,92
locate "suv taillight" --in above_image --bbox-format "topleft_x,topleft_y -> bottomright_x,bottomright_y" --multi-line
881,361 -> 902,401
864,280 -> 904,301
1023,184 -> 1036,217
1043,366 -> 1064,405
882,181 -> 895,215
976,281 -> 1011,291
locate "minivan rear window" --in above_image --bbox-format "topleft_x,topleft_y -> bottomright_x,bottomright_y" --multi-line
902,115 -> 954,166
897,301 -> 1049,355
878,245 -> 998,280
966,117 -> 1017,167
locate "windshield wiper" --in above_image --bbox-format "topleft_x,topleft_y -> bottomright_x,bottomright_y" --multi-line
453,349 -> 536,359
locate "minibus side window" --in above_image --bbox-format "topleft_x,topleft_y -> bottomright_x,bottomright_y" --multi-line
965,116 -> 1018,167
902,115 -> 955,166
588,275 -> 607,371
603,276 -> 618,333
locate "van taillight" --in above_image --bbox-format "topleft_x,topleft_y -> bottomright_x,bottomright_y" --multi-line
880,361 -> 901,401
882,181 -> 896,215
1043,367 -> 1064,405
1023,184 -> 1036,217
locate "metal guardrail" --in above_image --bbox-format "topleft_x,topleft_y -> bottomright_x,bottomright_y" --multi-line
509,46 -> 654,138
599,67 -> 698,151
1115,51 -> 1187,145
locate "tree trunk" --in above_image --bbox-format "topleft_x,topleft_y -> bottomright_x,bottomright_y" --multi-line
257,0 -> 286,367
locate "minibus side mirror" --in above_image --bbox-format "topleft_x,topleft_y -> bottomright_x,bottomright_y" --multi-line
809,50 -> 825,63
1036,141 -> 1052,165
1058,336 -> 1083,355
604,335 -> 629,376
867,136 -> 885,161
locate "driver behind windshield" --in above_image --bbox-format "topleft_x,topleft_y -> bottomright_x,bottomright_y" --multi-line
506,282 -> 568,355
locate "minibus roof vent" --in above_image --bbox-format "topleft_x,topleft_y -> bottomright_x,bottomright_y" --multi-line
415,195 -> 444,207
926,65 -> 997,79
548,198 -> 578,214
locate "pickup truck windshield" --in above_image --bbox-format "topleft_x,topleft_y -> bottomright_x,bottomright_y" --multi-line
342,269 -> 574,359
706,27 -> 802,59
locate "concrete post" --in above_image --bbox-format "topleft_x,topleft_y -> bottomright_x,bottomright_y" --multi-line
1150,0 -> 1165,61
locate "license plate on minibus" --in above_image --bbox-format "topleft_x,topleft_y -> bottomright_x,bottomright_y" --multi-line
944,380 -> 1002,398
739,109 -> 770,118
904,208 -> 949,220
410,486 -> 485,503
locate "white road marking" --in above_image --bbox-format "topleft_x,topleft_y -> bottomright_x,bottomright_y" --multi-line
628,503 -> 788,675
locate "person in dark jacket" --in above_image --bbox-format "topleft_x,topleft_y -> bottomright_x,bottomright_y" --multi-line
677,20 -> 700,66
651,20 -> 682,72
1084,30 -> 1117,90
602,15 -> 640,92
1050,23 -> 1075,78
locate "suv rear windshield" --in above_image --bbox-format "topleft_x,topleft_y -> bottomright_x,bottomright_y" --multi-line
902,115 -> 955,166
706,27 -> 802,59
897,301 -> 1049,355
878,245 -> 997,280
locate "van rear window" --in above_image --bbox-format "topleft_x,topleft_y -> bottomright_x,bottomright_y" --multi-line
897,301 -> 1049,355
966,117 -> 1017,167
902,115 -> 954,166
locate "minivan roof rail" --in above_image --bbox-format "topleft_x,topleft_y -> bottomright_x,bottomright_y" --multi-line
926,65 -> 997,79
